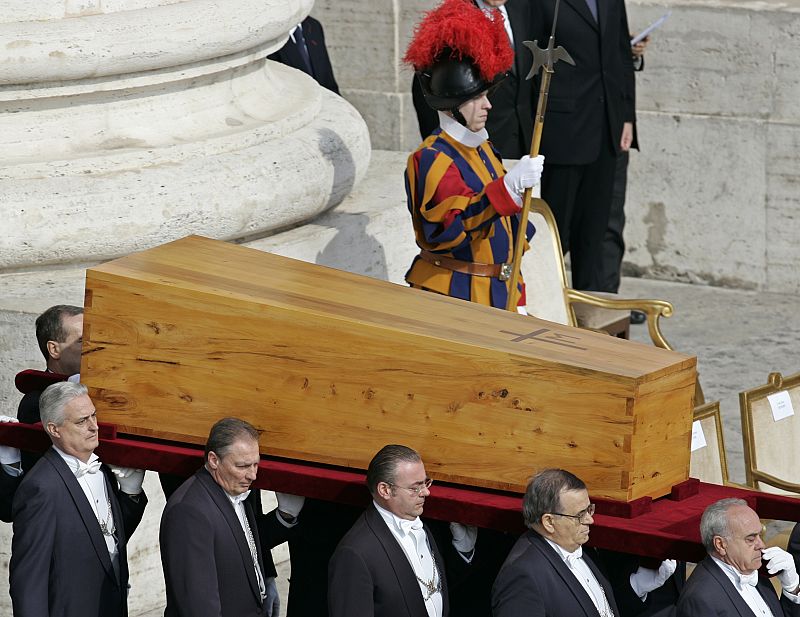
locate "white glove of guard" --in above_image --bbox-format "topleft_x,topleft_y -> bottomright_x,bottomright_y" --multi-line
0,415 -> 21,466
629,559 -> 677,599
450,522 -> 478,554
276,492 -> 305,518
110,466 -> 145,495
265,576 -> 280,617
503,155 -> 545,204
763,546 -> 800,592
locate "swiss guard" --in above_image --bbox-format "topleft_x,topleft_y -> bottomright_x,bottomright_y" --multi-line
403,0 -> 543,312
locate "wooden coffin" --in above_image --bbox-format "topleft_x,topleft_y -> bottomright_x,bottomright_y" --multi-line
82,235 -> 697,501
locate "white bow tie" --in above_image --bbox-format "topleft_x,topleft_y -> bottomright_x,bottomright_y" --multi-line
739,570 -> 759,588
565,546 -> 584,568
398,517 -> 424,536
231,490 -> 251,505
73,458 -> 102,478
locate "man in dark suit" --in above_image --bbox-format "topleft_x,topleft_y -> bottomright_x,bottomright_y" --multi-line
160,417 -> 299,617
328,444 -> 475,617
677,498 -> 800,617
9,381 -> 147,617
492,468 -> 621,616
268,16 -> 339,94
789,522 -> 800,572
530,0 -> 635,291
18,304 -> 83,424
412,0 -> 534,160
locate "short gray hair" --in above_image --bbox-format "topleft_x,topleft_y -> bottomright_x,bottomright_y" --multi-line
204,417 -> 260,462
700,497 -> 748,553
39,381 -> 88,428
522,468 -> 586,528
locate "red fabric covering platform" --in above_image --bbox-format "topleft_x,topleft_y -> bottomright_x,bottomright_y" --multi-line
14,369 -> 68,393
2,421 -> 799,563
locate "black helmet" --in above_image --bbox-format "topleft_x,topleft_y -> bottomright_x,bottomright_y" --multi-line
417,54 -> 508,111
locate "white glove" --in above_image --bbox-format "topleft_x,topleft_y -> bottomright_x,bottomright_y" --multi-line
0,415 -> 21,466
503,155 -> 545,203
265,576 -> 280,617
110,466 -> 145,495
450,522 -> 478,554
276,492 -> 305,518
763,546 -> 800,592
629,559 -> 677,599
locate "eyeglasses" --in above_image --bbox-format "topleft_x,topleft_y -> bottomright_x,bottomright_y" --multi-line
387,478 -> 433,496
549,503 -> 596,523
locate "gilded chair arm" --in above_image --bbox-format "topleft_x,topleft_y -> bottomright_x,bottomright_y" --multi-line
564,289 -> 675,351
748,469 -> 800,495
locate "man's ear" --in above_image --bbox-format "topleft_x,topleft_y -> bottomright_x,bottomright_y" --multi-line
207,451 -> 220,470
376,481 -> 393,500
45,422 -> 60,440
540,513 -> 556,534
46,340 -> 61,361
713,535 -> 727,556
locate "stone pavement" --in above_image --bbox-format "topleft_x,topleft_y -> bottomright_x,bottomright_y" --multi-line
132,276 -> 800,617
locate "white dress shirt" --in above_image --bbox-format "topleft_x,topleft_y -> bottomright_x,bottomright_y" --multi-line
546,538 -> 615,616
374,501 -> 443,617
228,490 -> 267,600
54,447 -> 119,577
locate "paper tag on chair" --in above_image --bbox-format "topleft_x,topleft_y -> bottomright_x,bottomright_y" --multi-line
690,420 -> 707,452
768,390 -> 795,421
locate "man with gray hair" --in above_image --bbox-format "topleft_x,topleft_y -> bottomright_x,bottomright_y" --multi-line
677,497 -> 800,617
160,416 -> 302,617
9,381 -> 147,617
328,444 -> 477,617
493,468 -> 678,616
492,468 -> 620,616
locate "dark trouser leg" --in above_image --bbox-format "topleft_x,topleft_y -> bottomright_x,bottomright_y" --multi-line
601,150 -> 629,293
541,163 -> 583,256
568,132 -> 617,291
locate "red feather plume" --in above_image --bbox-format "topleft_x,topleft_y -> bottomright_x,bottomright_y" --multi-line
403,0 -> 514,80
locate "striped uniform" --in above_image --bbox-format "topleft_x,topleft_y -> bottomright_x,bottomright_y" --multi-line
405,128 -> 534,309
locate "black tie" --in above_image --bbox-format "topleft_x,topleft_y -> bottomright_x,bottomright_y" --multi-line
293,25 -> 313,75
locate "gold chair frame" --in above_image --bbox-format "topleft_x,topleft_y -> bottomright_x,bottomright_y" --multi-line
691,401 -> 730,485
740,371 -> 800,493
528,197 -> 676,348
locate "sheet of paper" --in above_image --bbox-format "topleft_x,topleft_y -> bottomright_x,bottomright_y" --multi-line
691,420 -> 707,452
631,11 -> 672,46
768,390 -> 795,421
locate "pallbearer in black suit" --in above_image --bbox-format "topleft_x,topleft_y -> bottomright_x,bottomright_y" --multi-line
493,468 -> 679,617
9,382 -> 147,617
160,417 -> 302,617
492,468 -> 620,617
677,498 -> 800,617
328,444 -> 476,617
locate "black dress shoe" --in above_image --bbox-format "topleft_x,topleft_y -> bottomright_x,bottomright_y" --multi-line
630,310 -> 646,325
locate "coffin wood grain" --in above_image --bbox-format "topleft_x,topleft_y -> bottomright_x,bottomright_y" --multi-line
82,235 -> 697,500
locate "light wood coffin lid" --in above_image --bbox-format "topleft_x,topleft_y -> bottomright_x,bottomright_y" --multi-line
82,235 -> 697,500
